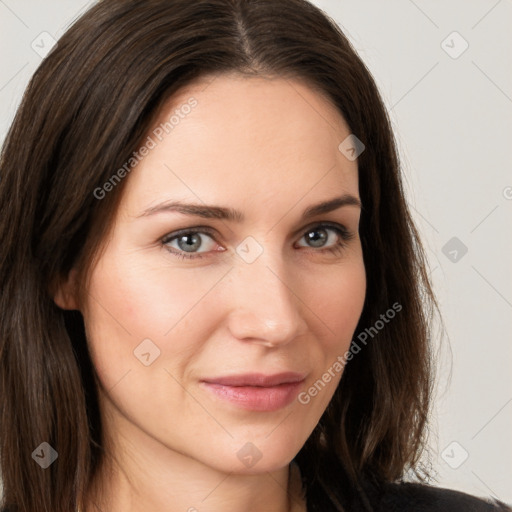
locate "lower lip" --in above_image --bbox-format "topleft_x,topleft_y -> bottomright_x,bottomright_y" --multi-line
201,381 -> 303,412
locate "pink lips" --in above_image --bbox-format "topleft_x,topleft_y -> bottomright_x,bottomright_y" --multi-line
200,372 -> 305,412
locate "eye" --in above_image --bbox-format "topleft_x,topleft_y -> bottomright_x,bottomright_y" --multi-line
161,223 -> 354,260
161,227 -> 220,260
296,223 -> 354,254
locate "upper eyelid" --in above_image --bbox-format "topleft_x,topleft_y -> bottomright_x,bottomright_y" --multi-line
161,222 -> 351,246
161,225 -> 216,243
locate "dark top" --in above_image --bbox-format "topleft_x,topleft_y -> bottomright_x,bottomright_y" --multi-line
291,458 -> 512,511
365,480 -> 512,511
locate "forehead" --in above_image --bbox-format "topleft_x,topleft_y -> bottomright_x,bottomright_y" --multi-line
120,73 -> 359,217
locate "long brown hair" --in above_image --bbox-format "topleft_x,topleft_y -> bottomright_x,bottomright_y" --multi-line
0,1 -> 438,510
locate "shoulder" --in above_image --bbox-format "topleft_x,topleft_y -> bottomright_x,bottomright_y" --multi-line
374,481 -> 512,512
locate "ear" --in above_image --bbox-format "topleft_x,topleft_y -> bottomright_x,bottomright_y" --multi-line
53,268 -> 80,310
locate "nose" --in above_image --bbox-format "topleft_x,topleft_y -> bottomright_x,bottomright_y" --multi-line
225,247 -> 309,347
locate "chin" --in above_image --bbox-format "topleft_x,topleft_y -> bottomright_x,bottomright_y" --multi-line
198,431 -> 305,475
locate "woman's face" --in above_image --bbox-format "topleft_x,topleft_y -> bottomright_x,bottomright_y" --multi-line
75,73 -> 366,474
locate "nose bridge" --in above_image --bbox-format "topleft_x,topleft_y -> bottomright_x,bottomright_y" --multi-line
226,242 -> 307,344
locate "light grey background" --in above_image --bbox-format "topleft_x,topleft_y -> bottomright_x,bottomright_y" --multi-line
1,0 -> 511,503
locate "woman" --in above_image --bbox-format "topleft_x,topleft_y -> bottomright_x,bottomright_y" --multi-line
0,1 -> 509,511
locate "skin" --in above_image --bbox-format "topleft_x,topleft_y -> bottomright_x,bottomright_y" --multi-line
56,72 -> 366,512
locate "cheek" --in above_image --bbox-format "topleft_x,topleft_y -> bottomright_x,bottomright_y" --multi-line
82,251 -> 228,385
124,257 -> 231,318
306,260 -> 365,404
294,258 -> 365,414
310,257 -> 366,348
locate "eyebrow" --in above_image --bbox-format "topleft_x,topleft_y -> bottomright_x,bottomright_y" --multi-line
137,194 -> 362,222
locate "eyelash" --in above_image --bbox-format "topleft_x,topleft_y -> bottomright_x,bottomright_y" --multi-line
161,223 -> 355,261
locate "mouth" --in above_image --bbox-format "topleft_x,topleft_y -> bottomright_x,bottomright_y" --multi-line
200,372 -> 306,412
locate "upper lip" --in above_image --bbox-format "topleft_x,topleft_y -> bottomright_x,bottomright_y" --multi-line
201,372 -> 306,387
